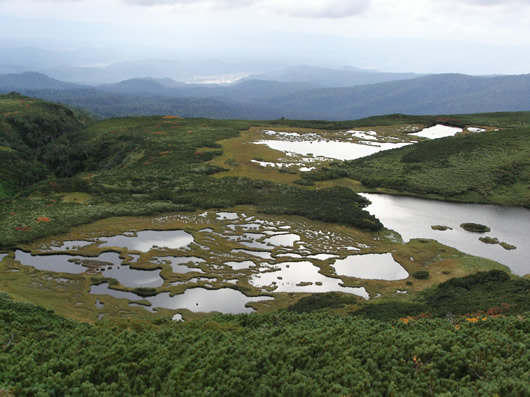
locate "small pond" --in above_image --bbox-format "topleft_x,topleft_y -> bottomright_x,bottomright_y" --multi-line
151,256 -> 205,273
332,253 -> 409,280
42,240 -> 94,251
224,260 -> 256,270
14,250 -> 164,287
409,124 -> 462,139
101,265 -> 163,288
15,250 -> 87,274
362,194 -> 530,276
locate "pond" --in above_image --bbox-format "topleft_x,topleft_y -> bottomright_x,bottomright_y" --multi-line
101,265 -> 163,288
15,250 -> 87,274
249,261 -> 369,298
14,250 -> 165,287
90,283 -> 272,314
42,240 -> 94,251
98,230 -> 194,252
151,256 -> 205,273
409,124 -> 462,139
332,253 -> 409,280
362,194 -> 530,276
256,139 -> 410,161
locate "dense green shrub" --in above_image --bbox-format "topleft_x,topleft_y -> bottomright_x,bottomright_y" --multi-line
287,292 -> 359,313
1,294 -> 527,396
412,271 -> 430,280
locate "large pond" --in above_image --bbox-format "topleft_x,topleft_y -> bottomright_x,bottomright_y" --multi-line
362,194 -> 530,276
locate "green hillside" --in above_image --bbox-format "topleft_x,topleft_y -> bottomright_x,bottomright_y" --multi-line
304,113 -> 530,206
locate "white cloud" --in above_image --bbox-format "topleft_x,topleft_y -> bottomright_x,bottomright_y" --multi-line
125,0 -> 370,18
265,0 -> 370,18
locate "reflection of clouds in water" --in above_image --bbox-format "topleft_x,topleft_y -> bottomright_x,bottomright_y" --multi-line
333,253 -> 408,280
250,261 -> 369,298
362,193 -> 530,276
98,230 -> 193,251
256,140 -> 410,161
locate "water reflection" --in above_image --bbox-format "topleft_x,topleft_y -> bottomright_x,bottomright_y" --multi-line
98,230 -> 193,252
101,265 -> 163,288
250,261 -> 369,298
15,250 -> 86,274
90,283 -> 273,314
151,256 -> 205,273
332,253 -> 409,280
256,140 -> 410,161
147,288 -> 272,314
409,124 -> 462,139
362,193 -> 530,276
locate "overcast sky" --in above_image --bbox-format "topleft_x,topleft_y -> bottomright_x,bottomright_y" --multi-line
1,0 -> 530,75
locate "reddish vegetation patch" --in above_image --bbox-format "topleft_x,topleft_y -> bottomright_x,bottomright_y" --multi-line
15,226 -> 32,231
10,212 -> 16,216
162,115 -> 180,119
37,217 -> 51,223
83,173 -> 95,180
159,151 -> 171,157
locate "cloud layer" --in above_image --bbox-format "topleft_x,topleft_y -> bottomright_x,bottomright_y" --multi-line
126,0 -> 370,18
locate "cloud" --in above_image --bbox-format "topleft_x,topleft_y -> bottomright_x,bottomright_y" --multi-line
125,0 -> 370,18
265,0 -> 370,18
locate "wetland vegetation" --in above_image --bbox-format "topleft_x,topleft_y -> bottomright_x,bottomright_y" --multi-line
0,94 -> 528,395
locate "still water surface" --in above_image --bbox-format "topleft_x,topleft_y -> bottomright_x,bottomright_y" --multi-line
362,194 -> 530,276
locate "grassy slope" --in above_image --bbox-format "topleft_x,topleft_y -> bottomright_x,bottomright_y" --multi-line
303,112 -> 530,206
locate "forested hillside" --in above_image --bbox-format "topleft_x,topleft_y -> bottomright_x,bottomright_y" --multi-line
0,93 -> 89,199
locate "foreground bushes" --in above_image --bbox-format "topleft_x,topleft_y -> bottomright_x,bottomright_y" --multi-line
0,290 -> 528,396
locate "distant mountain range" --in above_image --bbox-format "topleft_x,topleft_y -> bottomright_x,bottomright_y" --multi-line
1,71 -> 529,120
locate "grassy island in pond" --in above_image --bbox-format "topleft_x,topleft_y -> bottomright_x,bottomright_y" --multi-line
460,223 -> 491,233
